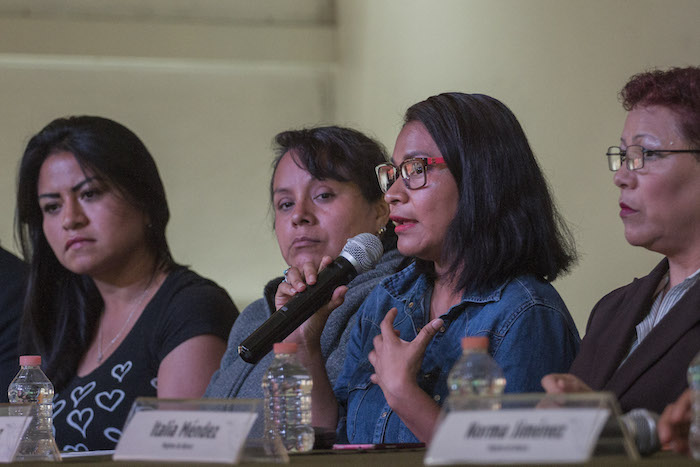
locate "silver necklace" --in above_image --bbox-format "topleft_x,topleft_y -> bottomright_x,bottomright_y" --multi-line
97,285 -> 151,364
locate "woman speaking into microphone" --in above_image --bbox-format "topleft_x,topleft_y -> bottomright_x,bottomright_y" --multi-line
278,92 -> 580,443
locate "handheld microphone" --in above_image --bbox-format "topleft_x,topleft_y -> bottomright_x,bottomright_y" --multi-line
620,408 -> 660,456
238,233 -> 383,364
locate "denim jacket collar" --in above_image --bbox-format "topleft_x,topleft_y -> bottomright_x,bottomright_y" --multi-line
381,262 -> 507,310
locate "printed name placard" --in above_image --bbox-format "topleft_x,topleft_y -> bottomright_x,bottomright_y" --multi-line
114,410 -> 257,463
426,407 -> 609,464
0,416 -> 31,463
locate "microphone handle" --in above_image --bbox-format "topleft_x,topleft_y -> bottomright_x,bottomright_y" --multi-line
238,256 -> 357,364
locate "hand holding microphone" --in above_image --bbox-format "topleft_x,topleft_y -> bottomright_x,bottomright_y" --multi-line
276,255 -> 336,311
275,255 -> 347,351
238,233 -> 383,364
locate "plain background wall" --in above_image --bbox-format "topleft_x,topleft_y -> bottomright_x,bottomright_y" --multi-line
333,0 -> 700,331
0,2 -> 336,312
0,0 -> 699,332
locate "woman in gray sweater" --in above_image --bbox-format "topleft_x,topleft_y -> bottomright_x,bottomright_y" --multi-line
205,126 -> 403,401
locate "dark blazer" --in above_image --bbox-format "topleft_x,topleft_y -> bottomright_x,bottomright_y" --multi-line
0,247 -> 27,403
570,259 -> 700,414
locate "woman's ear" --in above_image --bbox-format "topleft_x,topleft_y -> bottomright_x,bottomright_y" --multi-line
374,199 -> 390,233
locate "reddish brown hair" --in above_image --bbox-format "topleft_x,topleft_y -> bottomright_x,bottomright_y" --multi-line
620,66 -> 700,147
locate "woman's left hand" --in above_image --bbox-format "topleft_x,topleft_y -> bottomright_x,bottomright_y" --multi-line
368,307 -> 443,406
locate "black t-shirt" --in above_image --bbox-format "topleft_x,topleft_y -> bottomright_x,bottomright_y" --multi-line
0,248 -> 27,403
52,267 -> 237,452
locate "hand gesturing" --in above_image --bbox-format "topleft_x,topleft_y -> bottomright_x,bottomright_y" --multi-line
368,307 -> 444,407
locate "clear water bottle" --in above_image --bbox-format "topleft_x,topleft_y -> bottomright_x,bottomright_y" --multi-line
687,350 -> 700,459
7,355 -> 60,462
447,337 -> 506,408
262,343 -> 314,453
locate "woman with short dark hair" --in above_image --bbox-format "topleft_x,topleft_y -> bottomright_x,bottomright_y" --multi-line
279,92 -> 580,443
205,126 -> 403,401
16,116 -> 238,450
403,92 -> 575,293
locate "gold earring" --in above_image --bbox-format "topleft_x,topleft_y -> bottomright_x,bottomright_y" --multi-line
377,226 -> 386,236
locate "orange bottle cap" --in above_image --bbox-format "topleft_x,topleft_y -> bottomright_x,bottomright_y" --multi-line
19,355 -> 42,366
460,336 -> 489,350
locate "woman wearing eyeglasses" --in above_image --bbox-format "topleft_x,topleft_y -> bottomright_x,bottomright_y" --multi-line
279,92 -> 579,443
542,66 -> 700,415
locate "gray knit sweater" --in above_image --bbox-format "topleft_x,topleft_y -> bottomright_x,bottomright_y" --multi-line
205,248 -> 403,399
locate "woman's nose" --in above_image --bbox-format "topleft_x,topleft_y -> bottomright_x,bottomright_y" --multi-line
613,163 -> 637,189
384,177 -> 407,205
62,198 -> 88,230
291,199 -> 315,225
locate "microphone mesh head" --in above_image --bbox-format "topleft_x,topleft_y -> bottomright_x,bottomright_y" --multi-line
622,408 -> 660,455
341,233 -> 384,273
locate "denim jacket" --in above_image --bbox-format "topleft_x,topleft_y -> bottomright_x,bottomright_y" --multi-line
333,263 -> 580,443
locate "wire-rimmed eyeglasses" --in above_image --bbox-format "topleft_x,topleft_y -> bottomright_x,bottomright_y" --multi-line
375,157 -> 446,193
606,145 -> 700,171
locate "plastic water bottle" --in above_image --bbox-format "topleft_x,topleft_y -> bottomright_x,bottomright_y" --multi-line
447,337 -> 506,407
262,343 -> 314,453
687,350 -> 700,459
7,355 -> 60,462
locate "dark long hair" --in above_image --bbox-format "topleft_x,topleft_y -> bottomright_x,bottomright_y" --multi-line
15,115 -> 175,390
405,92 -> 576,292
270,126 -> 397,252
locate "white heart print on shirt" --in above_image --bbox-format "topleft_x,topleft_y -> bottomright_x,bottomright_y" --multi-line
70,381 -> 96,408
104,427 -> 121,443
63,443 -> 89,452
95,389 -> 125,412
67,408 -> 94,438
53,399 -> 66,418
111,361 -> 132,383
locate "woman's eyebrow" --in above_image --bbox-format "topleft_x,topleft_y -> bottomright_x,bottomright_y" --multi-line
38,176 -> 97,199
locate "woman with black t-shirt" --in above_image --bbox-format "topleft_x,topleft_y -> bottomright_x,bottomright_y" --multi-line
15,116 -> 238,451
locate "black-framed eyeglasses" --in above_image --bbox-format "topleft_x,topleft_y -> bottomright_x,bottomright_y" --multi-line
375,156 -> 446,193
606,145 -> 700,171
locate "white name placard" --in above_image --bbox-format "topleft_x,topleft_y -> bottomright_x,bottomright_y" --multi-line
426,407 -> 610,464
114,410 -> 257,464
0,416 -> 31,463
